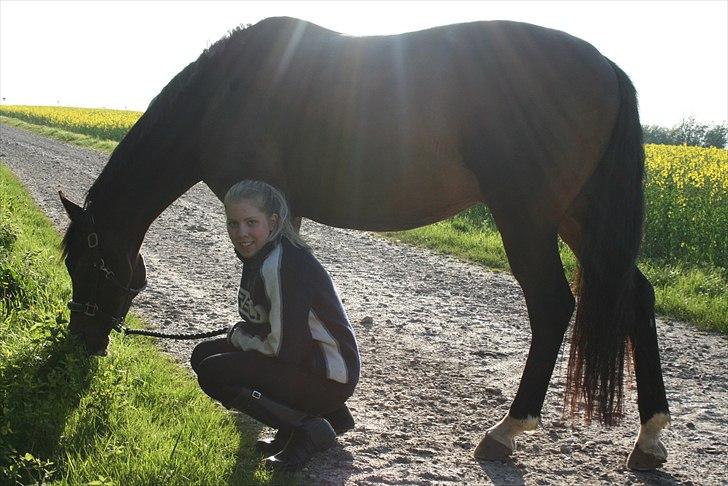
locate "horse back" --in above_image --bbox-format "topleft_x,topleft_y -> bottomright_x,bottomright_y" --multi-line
198,18 -> 619,229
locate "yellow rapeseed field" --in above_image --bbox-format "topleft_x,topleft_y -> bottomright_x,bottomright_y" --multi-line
1,106 -> 726,268
644,144 -> 727,268
0,105 -> 141,142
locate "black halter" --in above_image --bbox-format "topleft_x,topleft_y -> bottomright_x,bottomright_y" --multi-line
66,220 -> 148,333
66,214 -> 229,341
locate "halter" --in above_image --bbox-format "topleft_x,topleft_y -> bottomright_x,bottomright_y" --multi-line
65,219 -> 228,341
66,219 -> 148,333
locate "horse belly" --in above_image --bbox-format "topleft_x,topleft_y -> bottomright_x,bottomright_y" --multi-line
300,143 -> 484,231
385,160 -> 483,230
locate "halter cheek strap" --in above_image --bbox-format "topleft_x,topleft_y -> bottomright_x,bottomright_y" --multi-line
67,229 -> 148,331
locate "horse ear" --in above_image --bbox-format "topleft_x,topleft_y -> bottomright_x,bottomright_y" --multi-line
59,190 -> 84,221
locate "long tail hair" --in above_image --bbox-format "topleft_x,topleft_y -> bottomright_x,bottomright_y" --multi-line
565,60 -> 646,425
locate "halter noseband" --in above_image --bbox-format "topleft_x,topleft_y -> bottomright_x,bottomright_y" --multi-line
67,220 -> 147,332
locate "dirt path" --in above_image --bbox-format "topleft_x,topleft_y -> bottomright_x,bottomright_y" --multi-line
2,124 -> 726,485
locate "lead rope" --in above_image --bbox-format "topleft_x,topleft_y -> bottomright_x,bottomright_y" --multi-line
119,326 -> 229,340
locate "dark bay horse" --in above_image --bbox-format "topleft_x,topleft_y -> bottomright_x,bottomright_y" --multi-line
59,17 -> 670,469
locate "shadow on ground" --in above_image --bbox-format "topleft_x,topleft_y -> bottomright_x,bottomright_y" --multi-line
625,468 -> 683,485
227,413 -> 354,485
478,457 -> 526,485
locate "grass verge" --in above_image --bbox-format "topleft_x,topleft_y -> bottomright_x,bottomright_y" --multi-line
0,164 -> 293,485
1,116 -> 118,153
384,215 -> 727,335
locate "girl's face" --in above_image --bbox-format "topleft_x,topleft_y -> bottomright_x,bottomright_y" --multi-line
225,199 -> 279,258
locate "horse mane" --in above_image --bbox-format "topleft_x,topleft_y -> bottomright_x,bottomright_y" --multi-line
84,23 -> 256,207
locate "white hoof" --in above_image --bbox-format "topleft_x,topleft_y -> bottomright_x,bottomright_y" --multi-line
474,414 -> 539,460
627,440 -> 667,470
627,413 -> 670,470
474,432 -> 513,460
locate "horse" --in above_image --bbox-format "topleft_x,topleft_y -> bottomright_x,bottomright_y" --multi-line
59,17 -> 670,470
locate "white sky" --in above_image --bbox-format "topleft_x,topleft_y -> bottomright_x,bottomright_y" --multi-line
1,0 -> 726,127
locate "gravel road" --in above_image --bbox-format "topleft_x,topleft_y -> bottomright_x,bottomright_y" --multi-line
2,124 -> 726,485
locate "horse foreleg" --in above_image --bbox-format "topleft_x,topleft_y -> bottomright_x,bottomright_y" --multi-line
626,269 -> 671,470
475,224 -> 574,460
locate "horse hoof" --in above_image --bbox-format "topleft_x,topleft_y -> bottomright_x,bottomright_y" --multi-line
627,444 -> 667,471
474,433 -> 513,460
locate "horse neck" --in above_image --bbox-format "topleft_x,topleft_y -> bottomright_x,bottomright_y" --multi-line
88,140 -> 201,255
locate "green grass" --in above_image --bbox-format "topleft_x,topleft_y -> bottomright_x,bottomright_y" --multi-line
384,206 -> 727,334
0,164 -> 294,485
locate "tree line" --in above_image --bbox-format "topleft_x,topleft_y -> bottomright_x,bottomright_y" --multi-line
643,117 -> 727,148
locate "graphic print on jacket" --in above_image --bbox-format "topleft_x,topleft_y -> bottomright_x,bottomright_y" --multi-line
231,238 -> 360,386
238,284 -> 268,323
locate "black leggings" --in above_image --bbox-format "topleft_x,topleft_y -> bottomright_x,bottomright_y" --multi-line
191,338 -> 355,416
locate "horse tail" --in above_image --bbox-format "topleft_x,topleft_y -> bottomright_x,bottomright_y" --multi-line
565,59 -> 646,425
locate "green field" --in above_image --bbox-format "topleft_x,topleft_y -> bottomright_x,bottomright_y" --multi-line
0,165 -> 292,485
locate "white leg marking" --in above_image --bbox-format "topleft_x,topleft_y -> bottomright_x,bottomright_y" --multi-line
635,412 -> 670,459
486,413 -> 540,451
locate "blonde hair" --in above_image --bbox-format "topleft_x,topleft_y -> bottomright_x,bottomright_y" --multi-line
224,180 -> 309,250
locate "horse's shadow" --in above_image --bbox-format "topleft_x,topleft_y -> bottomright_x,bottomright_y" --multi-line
625,468 -> 682,485
477,457 -> 527,486
478,455 -> 682,485
1,333 -> 95,465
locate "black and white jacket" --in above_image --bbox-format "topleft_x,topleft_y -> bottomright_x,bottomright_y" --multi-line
229,236 -> 360,386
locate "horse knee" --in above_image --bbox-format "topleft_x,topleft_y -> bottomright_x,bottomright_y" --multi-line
556,291 -> 576,330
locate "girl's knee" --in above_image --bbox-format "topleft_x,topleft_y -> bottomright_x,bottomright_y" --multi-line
190,343 -> 207,372
190,338 -> 230,372
195,355 -> 221,384
195,357 -> 225,401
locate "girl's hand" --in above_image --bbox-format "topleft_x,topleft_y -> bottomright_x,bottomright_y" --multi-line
227,321 -> 245,345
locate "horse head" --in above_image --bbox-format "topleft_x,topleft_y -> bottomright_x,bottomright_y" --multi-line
59,191 -> 147,355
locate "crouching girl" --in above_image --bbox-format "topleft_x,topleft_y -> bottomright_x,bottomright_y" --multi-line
191,180 -> 360,470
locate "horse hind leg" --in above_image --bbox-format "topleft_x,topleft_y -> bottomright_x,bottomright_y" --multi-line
559,215 -> 670,470
474,215 -> 575,460
628,412 -> 670,470
626,269 -> 670,470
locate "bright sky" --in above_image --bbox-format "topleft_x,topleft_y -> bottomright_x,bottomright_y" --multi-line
1,1 -> 726,127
